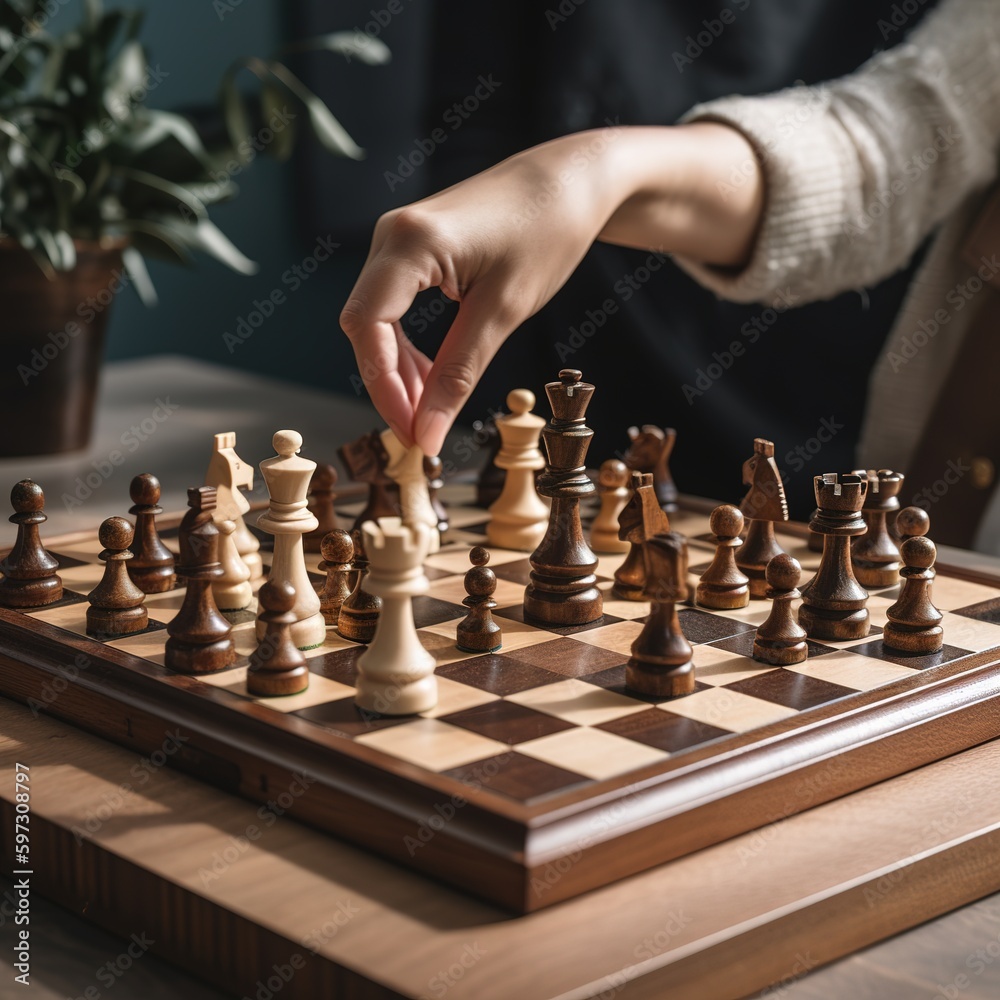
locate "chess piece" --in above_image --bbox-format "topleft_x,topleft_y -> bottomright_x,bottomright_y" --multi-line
0,480 -> 62,608
523,369 -> 604,626
753,554 -> 808,666
127,473 -> 176,593
474,417 -> 504,508
355,518 -> 437,715
424,455 -> 449,533
737,439 -> 789,598
303,463 -> 340,553
799,473 -> 870,641
206,432 -> 262,580
896,504 -> 930,542
487,388 -> 548,551
248,580 -> 310,696
696,505 -> 750,609
381,428 -> 440,553
623,425 -> 678,512
213,516 -> 253,612
613,472 -> 670,601
457,547 -> 502,653
165,487 -> 236,674
318,529 -> 354,626
87,517 -> 148,638
338,429 -> 398,531
589,459 -> 631,554
883,526 -> 944,654
256,431 -> 328,649
851,469 -> 904,587
626,532 -> 695,697
337,529 -> 382,643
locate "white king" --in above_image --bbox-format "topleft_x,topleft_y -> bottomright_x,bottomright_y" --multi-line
256,430 -> 327,649
355,517 -> 437,715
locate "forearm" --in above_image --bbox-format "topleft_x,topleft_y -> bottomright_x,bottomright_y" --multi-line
598,123 -> 764,267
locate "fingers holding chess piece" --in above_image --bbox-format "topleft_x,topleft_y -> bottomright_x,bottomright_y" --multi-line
590,459 -> 631,554
318,529 -> 354,626
457,546 -> 502,653
696,504 -> 750,610
0,480 -> 62,608
87,517 -> 148,638
883,533 -> 944,654
127,473 -> 176,593
248,580 -> 310,696
753,554 -> 808,666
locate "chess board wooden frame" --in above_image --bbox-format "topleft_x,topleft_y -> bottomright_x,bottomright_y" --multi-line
2,491 -> 1000,914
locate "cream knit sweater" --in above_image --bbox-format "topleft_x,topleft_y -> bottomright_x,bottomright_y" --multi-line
674,0 -> 1000,506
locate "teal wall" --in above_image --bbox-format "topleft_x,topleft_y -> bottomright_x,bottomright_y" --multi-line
97,0 -> 368,397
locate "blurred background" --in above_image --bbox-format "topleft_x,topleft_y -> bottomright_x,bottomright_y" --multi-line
96,0 -> 936,514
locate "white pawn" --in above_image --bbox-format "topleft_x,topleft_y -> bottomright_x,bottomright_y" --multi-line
486,389 -> 548,551
256,430 -> 327,649
355,517 -> 437,715
380,429 -> 441,553
590,459 -> 632,554
206,432 -> 262,581
213,518 -> 252,611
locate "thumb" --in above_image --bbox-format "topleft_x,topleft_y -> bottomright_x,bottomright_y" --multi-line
412,282 -> 521,455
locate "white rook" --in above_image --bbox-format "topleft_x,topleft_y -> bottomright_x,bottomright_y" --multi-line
355,517 -> 437,715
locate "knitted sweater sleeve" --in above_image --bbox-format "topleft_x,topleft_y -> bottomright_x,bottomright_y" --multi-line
672,0 -> 1000,306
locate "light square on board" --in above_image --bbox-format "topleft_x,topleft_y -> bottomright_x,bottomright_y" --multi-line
506,677 -> 650,726
660,686 -> 798,732
568,619 -> 645,655
419,676 -> 500,719
426,574 -> 525,608
55,564 -> 108,591
355,718 -> 510,772
598,594 -> 653,621
421,614 -> 552,652
426,546 -> 528,574
936,612 -> 1000,653
692,643 -> 778,687
515,726 -> 668,781
784,649 -> 920,692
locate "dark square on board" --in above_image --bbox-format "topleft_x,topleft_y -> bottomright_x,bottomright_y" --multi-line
441,752 -> 590,802
436,654 -> 566,695
598,708 -> 732,753
440,700 -> 577,745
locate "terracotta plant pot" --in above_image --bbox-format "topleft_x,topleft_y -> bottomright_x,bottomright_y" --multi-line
0,239 -> 125,457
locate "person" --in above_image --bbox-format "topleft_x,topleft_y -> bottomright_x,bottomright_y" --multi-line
340,0 -> 1000,546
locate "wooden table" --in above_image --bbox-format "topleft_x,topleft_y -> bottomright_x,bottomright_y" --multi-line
2,355 -> 1000,998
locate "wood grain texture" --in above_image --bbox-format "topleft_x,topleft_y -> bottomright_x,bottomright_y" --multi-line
3,698 -> 1000,1000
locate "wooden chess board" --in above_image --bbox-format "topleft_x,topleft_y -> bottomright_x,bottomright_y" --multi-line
3,487 -> 1000,913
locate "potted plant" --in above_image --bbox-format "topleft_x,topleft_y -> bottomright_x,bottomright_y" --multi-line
0,0 -> 386,457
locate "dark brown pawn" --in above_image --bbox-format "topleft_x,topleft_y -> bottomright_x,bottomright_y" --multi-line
697,505 -> 750,609
0,480 -> 62,608
165,487 -> 236,674
613,473 -> 670,601
851,470 -> 904,587
626,532 -> 695,698
896,505 -> 930,542
127,473 -> 176,593
87,517 -> 148,638
336,529 -> 382,643
474,416 -> 504,509
799,473 -> 870,641
457,546 -> 502,653
623,425 -> 678,512
248,580 -> 310,696
753,554 -> 808,666
318,529 -> 354,626
303,463 -> 340,553
424,455 -> 449,533
883,534 -> 944,654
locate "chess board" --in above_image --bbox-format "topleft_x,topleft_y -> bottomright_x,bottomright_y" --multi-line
3,486 -> 1000,913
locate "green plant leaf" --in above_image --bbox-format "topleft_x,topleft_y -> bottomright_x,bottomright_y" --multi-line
104,39 -> 146,122
260,78 -> 294,161
218,68 -> 253,162
282,31 -> 391,66
121,243 -> 156,306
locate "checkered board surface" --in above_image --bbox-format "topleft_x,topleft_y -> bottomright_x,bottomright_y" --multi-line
15,490 -> 1000,803
0,488 -> 1000,908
